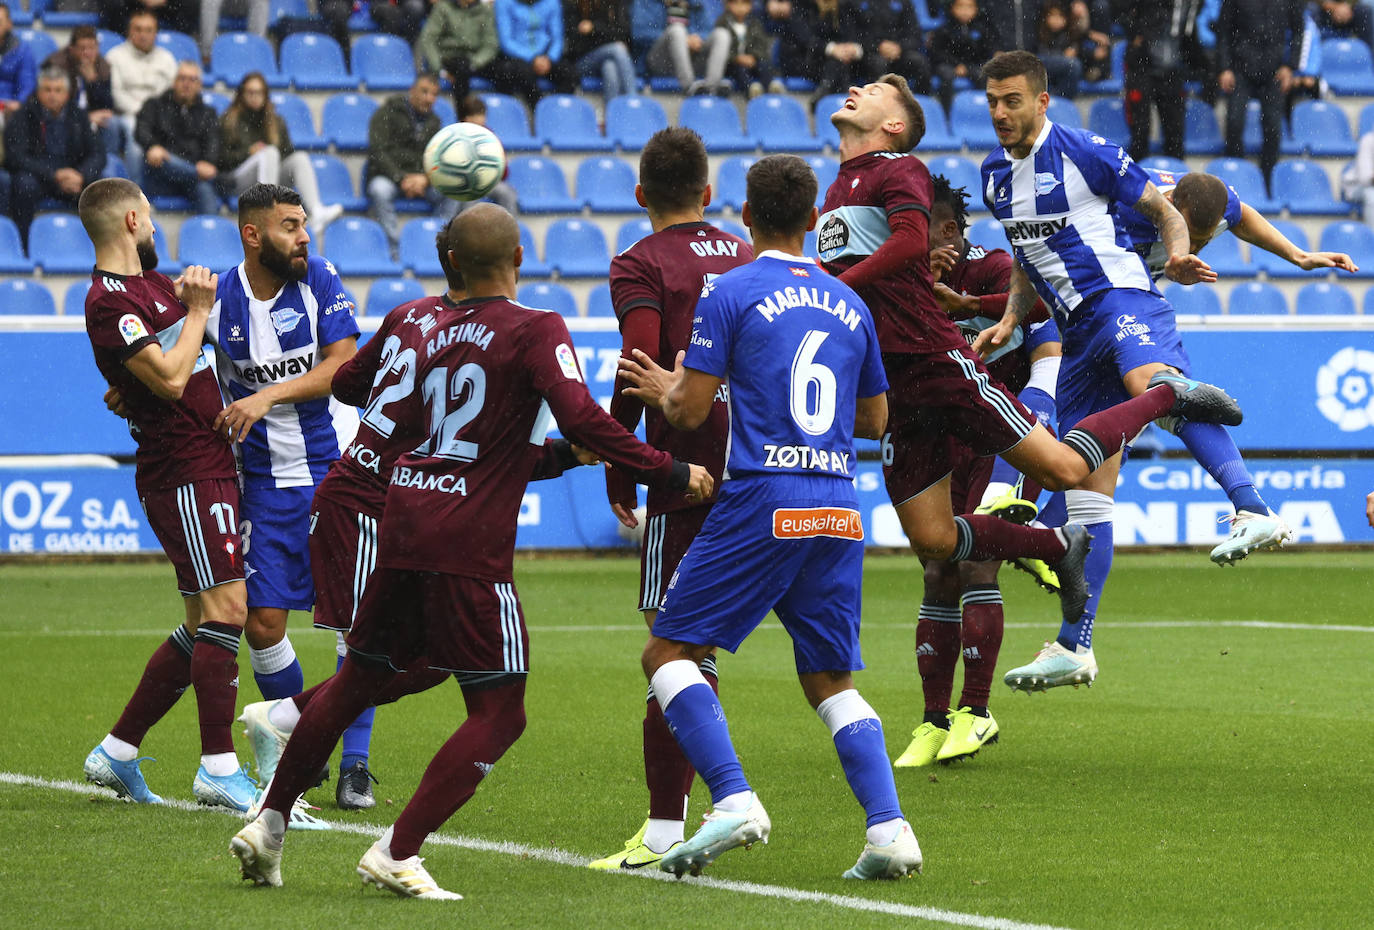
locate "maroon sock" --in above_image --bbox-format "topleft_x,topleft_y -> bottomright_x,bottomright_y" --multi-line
917,611 -> 962,714
1021,476 -> 1045,509
1062,384 -> 1175,471
645,692 -> 692,821
110,626 -> 194,747
264,658 -> 395,815
957,586 -> 1005,709
291,678 -> 330,713
389,679 -> 527,860
191,622 -> 243,756
952,514 -> 1067,562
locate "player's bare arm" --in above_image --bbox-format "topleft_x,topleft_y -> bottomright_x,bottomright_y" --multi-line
618,348 -> 721,432
1366,490 -> 1373,528
1230,202 -> 1359,273
1136,183 -> 1216,284
972,262 -> 1035,357
932,282 -> 979,316
854,393 -> 888,439
123,265 -> 218,401
214,335 -> 359,443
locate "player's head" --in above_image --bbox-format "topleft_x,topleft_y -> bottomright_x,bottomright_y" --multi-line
830,74 -> 925,153
742,155 -> 818,241
1171,173 -> 1230,254
458,93 -> 487,125
237,183 -> 309,282
78,177 -> 159,271
983,50 -> 1049,154
448,203 -> 521,284
636,127 -> 711,216
928,173 -> 970,253
436,212 -> 466,295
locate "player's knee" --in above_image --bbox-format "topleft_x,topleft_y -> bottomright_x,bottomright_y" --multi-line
1038,451 -> 1086,492
958,560 -> 1001,587
909,526 -> 957,561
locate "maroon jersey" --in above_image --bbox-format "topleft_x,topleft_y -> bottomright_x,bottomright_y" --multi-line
944,245 -> 1031,392
609,221 -> 750,515
817,151 -> 965,355
84,268 -> 236,494
381,298 -> 681,582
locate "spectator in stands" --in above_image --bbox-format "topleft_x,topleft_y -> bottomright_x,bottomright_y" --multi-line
366,73 -> 460,249
1068,1 -> 1111,84
635,0 -> 719,92
200,0 -> 271,61
4,65 -> 104,248
371,0 -> 430,43
984,0 -> 1040,52
419,0 -> 512,108
1289,5 -> 1326,113
1344,124 -> 1374,226
316,2 -> 356,64
107,10 -> 178,165
220,72 -> 344,234
44,27 -> 121,155
494,0 -> 564,107
1121,2 -> 1201,162
0,2 -> 37,119
1036,2 -> 1081,98
861,0 -> 932,96
1215,0 -> 1304,189
133,61 -> 223,215
929,0 -> 993,113
761,0 -> 813,81
699,0 -> 783,97
557,0 -> 638,101
1316,1 -> 1374,51
456,93 -> 520,214
807,0 -> 869,106
100,0 -> 198,36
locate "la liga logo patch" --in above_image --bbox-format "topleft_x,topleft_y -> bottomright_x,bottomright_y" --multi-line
118,314 -> 149,345
555,343 -> 582,382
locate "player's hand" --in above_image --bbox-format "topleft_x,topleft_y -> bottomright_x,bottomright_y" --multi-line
933,281 -> 972,315
1164,253 -> 1217,285
103,385 -> 129,419
971,317 -> 1015,358
617,348 -> 679,410
929,244 -> 960,282
213,392 -> 274,443
606,465 -> 639,527
1366,490 -> 1373,529
683,463 -> 714,503
571,443 -> 600,466
177,264 -> 219,313
1294,250 -> 1359,274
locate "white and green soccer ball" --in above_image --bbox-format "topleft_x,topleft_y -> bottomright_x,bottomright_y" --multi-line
424,122 -> 506,202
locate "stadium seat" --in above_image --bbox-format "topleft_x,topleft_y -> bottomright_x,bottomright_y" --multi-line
351,33 -> 416,90
536,95 -> 612,151
805,155 -> 839,208
517,281 -> 578,316
586,282 -> 614,317
0,217 -> 33,273
1196,233 -> 1256,277
1360,101 -> 1374,138
1080,39 -> 1126,95
606,95 -> 668,150
1183,98 -> 1224,155
269,92 -> 327,149
1203,157 -> 1280,213
153,226 -> 182,276
63,280 -> 92,316
481,94 -> 540,151
36,1 -> 97,26
321,93 -> 378,150
1140,155 -> 1189,176
713,156 -> 755,213
1290,101 -> 1357,157
156,30 -> 202,67
1227,281 -> 1288,315
912,94 -> 960,150
212,33 -> 285,87
519,222 -> 552,277
269,0 -> 312,21
399,217 -> 446,276
310,154 -> 368,210
1295,281 -> 1357,315
0,279 -> 55,315
29,214 -> 95,274
365,277 -> 425,316
1087,97 -> 1129,147
1321,38 -> 1374,95
578,157 -> 639,212
1252,219 -> 1328,277
1046,97 -> 1082,129
323,217 -> 402,276
747,95 -> 821,151
967,217 -> 1010,253
202,90 -> 231,114
176,215 -> 240,269
814,93 -> 846,148
925,155 -> 984,211
507,156 -> 580,212
1273,160 -> 1350,216
545,219 -> 609,277
718,219 -> 749,241
950,90 -> 998,149
280,33 -> 354,90
616,217 -> 655,253
1319,221 -> 1374,278
678,97 -> 754,152
1363,287 -> 1374,315
96,28 -> 121,57
1163,282 -> 1222,316
1239,98 -> 1299,157
14,30 -> 56,63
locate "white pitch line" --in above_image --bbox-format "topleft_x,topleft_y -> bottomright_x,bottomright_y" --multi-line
0,771 -> 1074,930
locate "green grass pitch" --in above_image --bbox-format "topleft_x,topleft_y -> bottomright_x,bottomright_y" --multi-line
2,552 -> 1372,929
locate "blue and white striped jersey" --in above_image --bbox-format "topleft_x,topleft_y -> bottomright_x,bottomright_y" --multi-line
981,120 -> 1157,317
206,256 -> 362,490
1113,167 -> 1243,281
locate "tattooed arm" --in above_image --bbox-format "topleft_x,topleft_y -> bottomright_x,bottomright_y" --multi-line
972,261 -> 1040,358
1135,182 -> 1218,285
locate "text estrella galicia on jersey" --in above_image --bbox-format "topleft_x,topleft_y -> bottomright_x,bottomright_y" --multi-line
270,306 -> 304,336
817,214 -> 849,255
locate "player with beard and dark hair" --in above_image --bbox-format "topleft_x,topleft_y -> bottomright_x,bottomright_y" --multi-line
78,177 -> 257,810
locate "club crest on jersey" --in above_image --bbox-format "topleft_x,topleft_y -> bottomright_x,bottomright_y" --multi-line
555,342 -> 582,382
1034,172 -> 1061,196
270,307 -> 304,336
789,266 -> 810,277
118,313 -> 149,345
850,178 -> 860,190
1158,171 -> 1176,185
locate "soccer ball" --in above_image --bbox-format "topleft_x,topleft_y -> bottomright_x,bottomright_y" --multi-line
424,122 -> 506,202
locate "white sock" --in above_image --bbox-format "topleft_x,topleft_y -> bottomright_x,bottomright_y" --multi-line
866,817 -> 904,847
259,807 -> 286,843
715,790 -> 752,813
201,751 -> 238,776
643,817 -> 686,853
250,636 -> 297,675
377,825 -> 398,860
267,698 -> 301,732
100,734 -> 138,762
335,631 -> 348,658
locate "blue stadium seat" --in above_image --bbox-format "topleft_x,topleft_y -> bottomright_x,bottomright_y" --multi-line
925,155 -> 984,212
911,94 -> 959,150
351,33 -> 416,90
1163,282 -> 1222,316
1360,101 -> 1374,138
1140,156 -> 1189,176
1046,97 -> 1082,129
96,28 -> 121,57
1080,39 -> 1126,95
1183,99 -> 1224,155
270,0 -> 313,22
1203,157 -> 1280,213
1196,233 -> 1255,277
36,1 -> 97,27
586,283 -> 614,317
814,93 -> 846,148
63,280 -> 92,317
1364,288 -> 1374,315
365,277 -> 425,316
1227,281 -> 1288,315
399,217 -> 446,276
29,214 -> 95,273
212,33 -> 285,87
177,215 -> 241,269
536,95 -> 612,151
0,217 -> 33,273
713,156 -> 755,213
280,33 -> 354,90
519,222 -> 552,277
0,279 -> 56,315
805,155 -> 839,207
718,219 -> 749,242
747,95 -> 821,151
1319,221 -> 1374,278
578,157 -> 639,212
1321,38 -> 1374,95
481,94 -> 540,151
203,90 -> 231,114
1252,219 -> 1327,277
678,97 -> 753,152
153,225 -> 182,276
606,95 -> 668,150
1289,101 -> 1357,157
323,217 -> 402,276
507,156 -> 580,212
950,90 -> 998,149
103,152 -> 129,180
6,2 -> 30,24
270,92 -> 328,149
1273,160 -> 1350,216
545,219 -> 609,277
322,93 -> 377,150
517,281 -> 578,316
156,30 -> 202,66
967,217 -> 1010,253
15,28 -> 57,64
1087,97 -> 1129,147
615,218 -> 654,254
1295,281 -> 1357,315
1241,99 -> 1300,157
310,154 -> 368,210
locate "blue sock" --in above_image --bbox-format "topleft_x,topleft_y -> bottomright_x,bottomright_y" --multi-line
819,693 -> 903,828
250,639 -> 304,700
337,653 -> 375,771
1057,519 -> 1112,652
1039,491 -> 1067,529
1176,421 -> 1267,514
1019,384 -> 1058,433
659,682 -> 750,804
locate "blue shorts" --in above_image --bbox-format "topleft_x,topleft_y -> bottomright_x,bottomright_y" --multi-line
241,484 -> 316,611
1056,288 -> 1190,433
652,474 -> 867,675
1024,315 -> 1062,354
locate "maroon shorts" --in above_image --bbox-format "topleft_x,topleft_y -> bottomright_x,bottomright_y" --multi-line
346,567 -> 529,678
140,478 -> 245,596
309,493 -> 379,633
948,446 -> 996,515
638,504 -> 711,612
881,347 -> 1036,506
